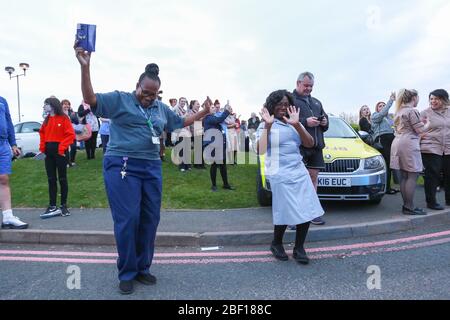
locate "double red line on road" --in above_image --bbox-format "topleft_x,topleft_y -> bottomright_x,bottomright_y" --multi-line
1,230 -> 450,265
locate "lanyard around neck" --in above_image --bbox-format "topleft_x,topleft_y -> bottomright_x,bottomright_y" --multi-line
138,105 -> 157,136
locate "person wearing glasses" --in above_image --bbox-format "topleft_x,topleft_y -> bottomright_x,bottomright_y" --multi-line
74,43 -> 211,295
257,90 -> 324,265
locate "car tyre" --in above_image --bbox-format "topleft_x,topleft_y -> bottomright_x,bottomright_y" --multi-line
368,198 -> 382,205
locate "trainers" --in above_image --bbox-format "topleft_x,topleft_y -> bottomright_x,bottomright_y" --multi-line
2,216 -> 29,229
311,217 -> 325,225
293,247 -> 310,265
119,280 -> 134,295
60,205 -> 71,217
135,273 -> 157,285
40,206 -> 62,219
223,185 -> 235,190
211,186 -> 218,192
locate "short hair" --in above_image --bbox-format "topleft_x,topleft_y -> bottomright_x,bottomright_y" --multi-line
265,90 -> 294,116
214,99 -> 220,106
297,72 -> 315,82
61,99 -> 71,106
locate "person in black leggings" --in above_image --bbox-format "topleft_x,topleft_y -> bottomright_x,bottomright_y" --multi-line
39,97 -> 75,218
203,103 -> 235,191
78,102 -> 99,160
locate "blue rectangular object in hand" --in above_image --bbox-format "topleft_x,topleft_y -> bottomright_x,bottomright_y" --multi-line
76,23 -> 96,52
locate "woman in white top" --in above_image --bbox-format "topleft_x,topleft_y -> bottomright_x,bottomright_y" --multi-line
257,90 -> 324,264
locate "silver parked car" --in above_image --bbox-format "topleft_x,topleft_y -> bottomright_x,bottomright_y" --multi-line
13,121 -> 42,157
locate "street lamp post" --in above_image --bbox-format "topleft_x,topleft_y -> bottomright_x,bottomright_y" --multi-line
4,63 -> 30,122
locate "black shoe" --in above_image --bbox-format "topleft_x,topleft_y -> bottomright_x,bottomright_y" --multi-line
402,206 -> 427,215
60,205 -> 71,217
386,188 -> 399,195
223,185 -> 235,190
270,243 -> 289,261
427,203 -> 445,210
293,247 -> 310,265
446,201 -> 450,206
311,217 -> 325,225
40,206 -> 62,219
211,186 -> 218,192
119,280 -> 134,295
135,273 -> 157,285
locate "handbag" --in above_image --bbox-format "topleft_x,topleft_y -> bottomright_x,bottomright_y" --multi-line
75,123 -> 92,142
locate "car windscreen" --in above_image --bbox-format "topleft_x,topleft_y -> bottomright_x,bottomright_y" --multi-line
324,118 -> 357,138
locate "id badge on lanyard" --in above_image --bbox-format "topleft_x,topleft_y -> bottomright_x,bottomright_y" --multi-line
139,106 -> 160,145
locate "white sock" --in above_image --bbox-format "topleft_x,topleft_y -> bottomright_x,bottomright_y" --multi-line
2,209 -> 13,219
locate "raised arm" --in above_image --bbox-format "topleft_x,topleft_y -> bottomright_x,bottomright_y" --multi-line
285,106 -> 314,148
74,41 -> 97,107
372,93 -> 395,123
184,97 -> 212,127
257,108 -> 274,155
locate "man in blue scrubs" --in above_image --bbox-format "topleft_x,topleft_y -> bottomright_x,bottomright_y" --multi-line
0,96 -> 29,229
74,44 -> 211,295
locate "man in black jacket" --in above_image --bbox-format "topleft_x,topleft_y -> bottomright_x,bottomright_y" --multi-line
293,72 -> 328,225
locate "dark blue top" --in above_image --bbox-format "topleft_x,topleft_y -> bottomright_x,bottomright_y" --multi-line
203,110 -> 230,145
0,96 -> 16,146
94,91 -> 184,160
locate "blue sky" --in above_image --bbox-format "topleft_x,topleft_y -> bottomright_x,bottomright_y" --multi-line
1,0 -> 449,123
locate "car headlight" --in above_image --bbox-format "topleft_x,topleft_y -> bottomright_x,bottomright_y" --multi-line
364,155 -> 384,170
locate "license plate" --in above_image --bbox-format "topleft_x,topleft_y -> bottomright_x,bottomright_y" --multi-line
318,177 -> 352,187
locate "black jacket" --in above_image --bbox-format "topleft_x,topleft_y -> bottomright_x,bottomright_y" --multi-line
77,105 -> 100,128
292,89 -> 329,150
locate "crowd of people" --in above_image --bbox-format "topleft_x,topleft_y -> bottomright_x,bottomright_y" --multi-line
359,89 -> 450,215
1,43 -> 449,294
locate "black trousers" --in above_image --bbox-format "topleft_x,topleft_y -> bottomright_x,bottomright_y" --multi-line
85,131 -> 98,159
66,139 -> 77,164
379,133 -> 395,190
45,142 -> 68,207
208,142 -> 229,187
101,134 -> 109,154
422,153 -> 450,205
175,137 -> 191,170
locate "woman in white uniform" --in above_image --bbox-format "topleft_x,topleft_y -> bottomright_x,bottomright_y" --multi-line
257,90 -> 324,264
